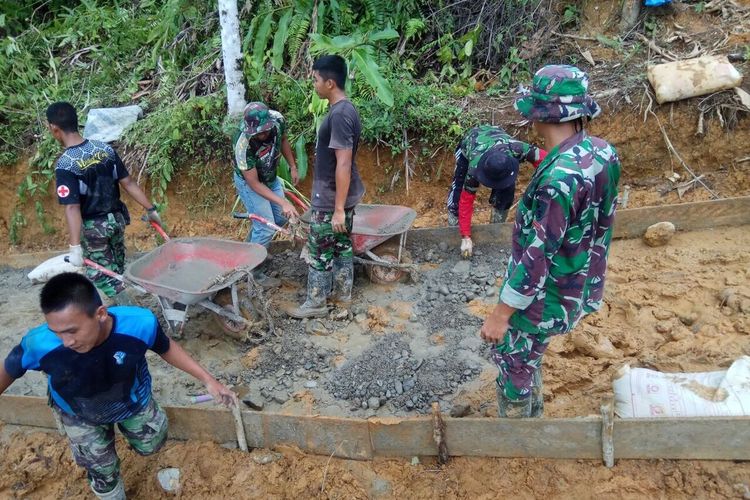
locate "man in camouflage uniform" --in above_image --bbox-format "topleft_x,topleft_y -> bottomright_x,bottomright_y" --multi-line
47,102 -> 161,299
286,55 -> 365,319
0,273 -> 236,499
446,125 -> 546,258
480,65 -> 621,418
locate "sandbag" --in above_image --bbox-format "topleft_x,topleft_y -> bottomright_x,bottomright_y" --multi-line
647,55 -> 743,104
27,254 -> 84,284
613,356 -> 750,418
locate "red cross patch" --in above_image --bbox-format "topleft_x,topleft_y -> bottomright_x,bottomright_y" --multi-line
57,185 -> 70,198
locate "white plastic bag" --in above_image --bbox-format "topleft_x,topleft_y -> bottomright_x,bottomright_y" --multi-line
613,356 -> 750,418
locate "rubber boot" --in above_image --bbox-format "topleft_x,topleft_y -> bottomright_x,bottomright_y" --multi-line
286,268 -> 331,319
530,369 -> 544,418
490,208 -> 508,224
447,211 -> 459,227
496,384 -> 532,418
252,269 -> 281,289
92,479 -> 126,500
330,256 -> 353,307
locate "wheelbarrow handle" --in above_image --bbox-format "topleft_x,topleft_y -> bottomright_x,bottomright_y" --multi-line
285,190 -> 309,211
66,256 -> 148,294
139,216 -> 170,241
232,212 -> 291,236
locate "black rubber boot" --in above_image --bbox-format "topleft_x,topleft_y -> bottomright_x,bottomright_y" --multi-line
490,208 -> 508,224
330,256 -> 353,307
285,268 -> 331,319
496,384 -> 532,418
530,369 -> 544,418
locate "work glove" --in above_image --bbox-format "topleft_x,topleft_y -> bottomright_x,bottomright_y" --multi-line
146,207 -> 163,227
68,244 -> 84,267
460,237 -> 473,259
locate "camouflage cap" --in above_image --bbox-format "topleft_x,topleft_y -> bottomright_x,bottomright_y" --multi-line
243,102 -> 276,136
514,65 -> 601,123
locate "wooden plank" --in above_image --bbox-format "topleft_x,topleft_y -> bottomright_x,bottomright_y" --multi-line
369,417 -> 435,457
614,417 -> 750,460
444,417 -> 602,459
261,413 -> 373,460
611,196 -> 750,239
3,395 -> 750,461
0,395 -> 55,428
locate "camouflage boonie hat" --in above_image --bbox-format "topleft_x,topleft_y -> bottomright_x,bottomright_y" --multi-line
243,102 -> 276,136
514,65 -> 601,123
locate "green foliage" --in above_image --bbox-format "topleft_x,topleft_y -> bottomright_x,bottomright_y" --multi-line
122,94 -> 228,205
562,4 -> 581,28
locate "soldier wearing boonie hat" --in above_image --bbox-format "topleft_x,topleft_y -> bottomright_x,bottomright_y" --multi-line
480,65 -> 621,418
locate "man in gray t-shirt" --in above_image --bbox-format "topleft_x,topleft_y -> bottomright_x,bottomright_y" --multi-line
286,55 -> 365,319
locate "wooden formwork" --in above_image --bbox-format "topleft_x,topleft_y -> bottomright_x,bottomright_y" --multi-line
1,395 -> 749,462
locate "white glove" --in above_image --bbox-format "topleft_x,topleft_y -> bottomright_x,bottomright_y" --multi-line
68,244 -> 84,267
460,237 -> 473,259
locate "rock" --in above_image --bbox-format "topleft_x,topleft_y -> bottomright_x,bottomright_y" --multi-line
304,380 -> 318,389
678,312 -> 699,326
655,322 -> 672,335
83,105 -> 143,142
452,260 -> 471,275
643,221 -> 676,247
156,468 -> 181,493
395,381 -> 404,394
439,285 -> 450,296
273,393 -> 289,405
438,241 -> 448,252
306,319 -> 330,335
242,395 -> 265,411
486,288 -> 496,297
449,403 -> 472,418
251,451 -> 283,465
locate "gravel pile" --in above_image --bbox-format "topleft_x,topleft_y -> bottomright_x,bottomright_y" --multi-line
326,334 -> 481,413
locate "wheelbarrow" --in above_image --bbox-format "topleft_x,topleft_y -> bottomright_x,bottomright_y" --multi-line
124,237 -> 271,339
235,204 -> 418,284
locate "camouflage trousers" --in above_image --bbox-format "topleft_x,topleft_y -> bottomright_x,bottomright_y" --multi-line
82,212 -> 127,297
306,209 -> 354,272
56,397 -> 168,494
491,327 -> 552,400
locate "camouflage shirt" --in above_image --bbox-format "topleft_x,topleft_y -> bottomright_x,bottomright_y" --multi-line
499,130 -> 621,335
233,110 -> 286,184
459,125 -> 542,193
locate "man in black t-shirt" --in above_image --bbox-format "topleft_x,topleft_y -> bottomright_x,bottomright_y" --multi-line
286,55 -> 365,319
47,102 -> 161,298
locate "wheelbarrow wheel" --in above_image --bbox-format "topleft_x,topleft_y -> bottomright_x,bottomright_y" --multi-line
212,289 -> 261,340
365,243 -> 411,284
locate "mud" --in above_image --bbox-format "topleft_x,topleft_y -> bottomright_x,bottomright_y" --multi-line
1,426 -> 749,499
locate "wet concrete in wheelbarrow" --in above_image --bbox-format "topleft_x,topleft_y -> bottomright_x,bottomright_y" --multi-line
0,236 -> 509,419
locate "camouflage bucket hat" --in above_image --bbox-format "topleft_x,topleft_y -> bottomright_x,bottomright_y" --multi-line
243,102 -> 276,136
514,65 -> 601,123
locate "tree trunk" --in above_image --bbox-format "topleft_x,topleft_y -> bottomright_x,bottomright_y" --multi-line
619,0 -> 641,34
218,0 -> 246,118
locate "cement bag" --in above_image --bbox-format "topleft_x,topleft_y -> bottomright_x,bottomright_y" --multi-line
647,55 -> 742,104
613,356 -> 750,418
27,254 -> 83,284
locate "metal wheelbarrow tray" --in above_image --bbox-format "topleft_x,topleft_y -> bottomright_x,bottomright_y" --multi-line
125,238 -> 269,338
301,204 -> 417,283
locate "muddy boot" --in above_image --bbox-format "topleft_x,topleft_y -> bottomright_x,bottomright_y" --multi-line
530,369 -> 544,418
252,269 -> 281,289
447,211 -> 459,227
490,208 -> 508,224
496,384 -> 532,418
92,479 -> 125,500
285,268 -> 331,319
330,256 -> 353,308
